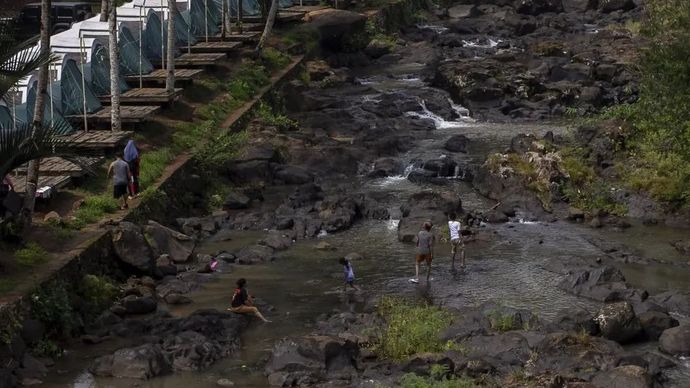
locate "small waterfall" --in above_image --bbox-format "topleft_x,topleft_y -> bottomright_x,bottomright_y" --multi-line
453,165 -> 461,179
403,163 -> 415,178
462,37 -> 502,49
449,98 -> 472,120
416,24 -> 449,34
405,100 -> 472,129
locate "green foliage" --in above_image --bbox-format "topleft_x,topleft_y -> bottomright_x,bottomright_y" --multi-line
80,275 -> 118,316
256,102 -> 299,131
610,0 -> 690,208
70,194 -> 118,229
31,279 -> 76,337
373,296 -> 454,360
33,339 -> 63,358
194,130 -> 249,171
14,242 -> 48,267
488,312 -> 515,332
262,47 -> 292,71
0,309 -> 21,344
398,372 -> 479,388
139,148 -> 174,189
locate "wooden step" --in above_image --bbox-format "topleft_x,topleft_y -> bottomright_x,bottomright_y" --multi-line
124,68 -> 203,84
66,105 -> 160,124
59,130 -> 133,150
99,88 -> 182,105
151,53 -> 226,68
180,41 -> 242,54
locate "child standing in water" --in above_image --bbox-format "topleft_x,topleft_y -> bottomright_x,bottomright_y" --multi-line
339,257 -> 361,291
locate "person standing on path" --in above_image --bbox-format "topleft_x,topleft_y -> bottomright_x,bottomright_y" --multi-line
107,152 -> 131,210
123,140 -> 141,198
228,278 -> 271,323
411,221 -> 435,284
448,212 -> 465,271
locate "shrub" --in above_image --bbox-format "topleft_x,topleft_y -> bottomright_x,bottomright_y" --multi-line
261,47 -> 291,70
139,148 -> 174,189
373,296 -> 454,360
397,372 -> 479,388
80,274 -> 119,316
31,279 -> 76,337
14,242 -> 49,267
70,194 -> 118,228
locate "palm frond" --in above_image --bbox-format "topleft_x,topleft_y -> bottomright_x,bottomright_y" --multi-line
0,20 -> 54,100
0,120 -> 89,179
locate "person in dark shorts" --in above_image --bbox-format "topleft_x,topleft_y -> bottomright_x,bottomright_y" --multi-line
339,257 -> 361,291
227,278 -> 271,322
107,152 -> 131,210
411,221 -> 435,284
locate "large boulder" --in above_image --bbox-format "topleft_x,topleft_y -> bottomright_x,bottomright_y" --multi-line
562,0 -> 595,11
527,332 -> 623,377
162,331 -> 224,371
121,295 -> 157,315
223,191 -> 251,210
266,335 -> 358,375
273,165 -> 314,185
444,135 -> 469,153
112,222 -> 154,273
515,0 -> 564,15
92,344 -> 171,379
143,221 -> 195,264
594,302 -> 642,344
558,265 -> 647,303
598,0 -> 635,12
591,365 -> 652,388
658,324 -> 690,356
235,245 -> 276,264
307,9 -> 367,51
447,4 -> 479,18
261,231 -> 293,251
638,311 -> 679,340
650,291 -> 690,316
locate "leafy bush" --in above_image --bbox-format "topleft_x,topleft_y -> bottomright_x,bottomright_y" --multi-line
31,279 -> 76,337
262,47 -> 291,70
80,274 -> 119,316
139,148 -> 174,189
14,242 -> 49,267
373,296 -> 454,360
70,194 -> 118,228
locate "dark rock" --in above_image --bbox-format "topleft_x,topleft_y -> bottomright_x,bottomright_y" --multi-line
547,307 -> 598,335
591,365 -> 651,388
558,265 -> 647,303
562,0 -> 596,12
402,353 -> 454,375
19,354 -> 47,379
261,232 -> 292,251
594,302 -> 643,344
671,240 -> 690,255
225,160 -> 272,184
659,324 -> 690,356
157,278 -> 196,299
165,294 -> 192,305
447,4 -> 479,18
598,0 -> 635,12
163,331 -> 224,371
529,332 -> 623,377
155,254 -> 178,277
638,311 -> 679,340
112,222 -> 154,273
236,245 -> 275,264
464,332 -> 532,372
92,344 -> 171,379
273,165 -> 314,185
364,39 -> 392,59
371,157 -> 405,177
516,0 -> 564,15
309,9 -> 367,52
144,221 -> 195,264
223,191 -> 251,210
444,135 -> 469,153
216,252 -> 236,263
122,295 -> 157,315
650,291 -> 690,316
20,320 -> 45,346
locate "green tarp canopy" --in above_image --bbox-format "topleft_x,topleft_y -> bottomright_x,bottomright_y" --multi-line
60,59 -> 102,116
173,8 -> 198,46
228,0 -> 261,17
118,25 -> 154,76
182,0 -> 221,39
143,10 -> 180,62
279,0 -> 293,8
0,106 -> 15,130
91,42 -> 131,96
26,81 -> 75,134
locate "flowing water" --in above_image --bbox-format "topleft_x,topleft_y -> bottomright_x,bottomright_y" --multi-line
44,30 -> 690,388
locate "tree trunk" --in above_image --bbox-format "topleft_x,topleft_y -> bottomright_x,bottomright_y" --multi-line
23,0 -> 51,220
100,0 -> 109,22
108,0 -> 121,131
255,0 -> 278,53
166,0 -> 176,95
237,0 -> 243,34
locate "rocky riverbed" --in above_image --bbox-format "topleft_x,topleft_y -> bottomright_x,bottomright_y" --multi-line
27,0 -> 690,387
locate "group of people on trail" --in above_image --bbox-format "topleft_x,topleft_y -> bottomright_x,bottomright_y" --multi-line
107,140 -> 141,210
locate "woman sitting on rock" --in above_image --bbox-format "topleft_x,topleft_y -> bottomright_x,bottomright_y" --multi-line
228,278 -> 271,322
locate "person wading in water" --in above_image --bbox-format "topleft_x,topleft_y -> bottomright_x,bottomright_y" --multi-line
448,212 -> 465,272
410,221 -> 435,284
227,278 -> 271,322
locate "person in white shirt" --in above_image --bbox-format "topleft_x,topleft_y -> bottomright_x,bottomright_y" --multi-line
448,212 -> 465,271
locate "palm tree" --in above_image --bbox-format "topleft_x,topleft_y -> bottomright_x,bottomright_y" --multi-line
166,0 -> 176,95
107,0 -> 121,131
256,0 -> 278,53
22,0 -> 51,217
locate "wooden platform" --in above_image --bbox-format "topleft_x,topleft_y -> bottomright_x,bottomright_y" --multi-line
15,156 -> 103,177
124,68 -> 203,84
60,130 -> 133,149
203,31 -> 260,43
240,12 -> 305,23
12,175 -> 71,194
181,41 -> 242,54
99,88 -> 182,105
66,105 -> 160,124
152,53 -> 226,68
282,5 -> 329,12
